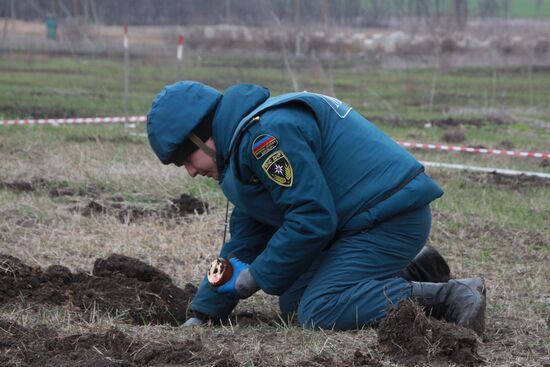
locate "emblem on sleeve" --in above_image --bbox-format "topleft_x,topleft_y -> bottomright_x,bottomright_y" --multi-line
261,150 -> 293,187
252,134 -> 278,159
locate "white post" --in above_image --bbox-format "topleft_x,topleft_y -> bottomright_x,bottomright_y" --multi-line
176,35 -> 184,81
123,24 -> 132,128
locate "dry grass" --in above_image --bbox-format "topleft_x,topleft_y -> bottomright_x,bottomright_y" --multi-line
1,126 -> 549,366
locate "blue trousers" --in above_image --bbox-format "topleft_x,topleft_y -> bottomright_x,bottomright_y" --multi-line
279,205 -> 432,330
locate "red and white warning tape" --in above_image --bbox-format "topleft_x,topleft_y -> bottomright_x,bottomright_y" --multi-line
397,141 -> 550,159
0,116 -> 147,126
1,115 -> 549,160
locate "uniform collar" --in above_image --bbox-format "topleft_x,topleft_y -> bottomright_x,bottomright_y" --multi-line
211,84 -> 270,179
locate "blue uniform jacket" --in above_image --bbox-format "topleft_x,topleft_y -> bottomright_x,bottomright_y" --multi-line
190,84 -> 443,318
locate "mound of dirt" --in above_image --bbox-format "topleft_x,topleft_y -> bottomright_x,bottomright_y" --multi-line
461,171 -> 550,191
0,178 -> 46,192
0,319 -> 238,367
441,128 -> 467,143
167,193 -> 209,216
370,116 -> 493,128
76,199 -> 156,223
0,178 -> 101,197
65,134 -> 145,145
377,300 -> 483,366
74,193 -> 209,223
431,170 -> 549,190
0,254 -> 197,326
486,172 -> 549,190
0,179 -> 208,219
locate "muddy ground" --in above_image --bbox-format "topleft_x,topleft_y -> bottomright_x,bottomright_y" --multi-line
0,317 -> 391,367
73,194 -> 209,223
0,320 -> 239,367
0,255 -> 485,366
430,170 -> 550,191
0,178 -> 209,222
0,254 -> 197,326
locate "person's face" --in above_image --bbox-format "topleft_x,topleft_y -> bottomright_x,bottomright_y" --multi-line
183,137 -> 219,180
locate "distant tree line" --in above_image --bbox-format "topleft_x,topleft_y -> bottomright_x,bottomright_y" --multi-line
0,0 -> 541,28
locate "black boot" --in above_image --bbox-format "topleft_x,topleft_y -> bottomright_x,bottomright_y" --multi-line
411,278 -> 486,335
399,245 -> 451,283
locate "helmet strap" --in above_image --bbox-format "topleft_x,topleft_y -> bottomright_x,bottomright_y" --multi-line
189,133 -> 216,161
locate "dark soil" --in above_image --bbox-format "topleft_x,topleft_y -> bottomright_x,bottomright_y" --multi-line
431,170 -> 549,190
377,300 -> 483,366
0,178 -> 102,197
483,172 -> 550,190
0,103 -> 79,119
460,171 -> 550,191
74,193 -> 209,223
371,116 -> 504,128
0,255 -> 491,366
64,135 -> 145,145
0,318 -> 387,367
0,319 -> 238,367
293,351 -> 383,367
0,178 -> 47,193
0,179 -> 209,222
496,140 -> 515,150
441,128 -> 468,143
0,254 -> 197,326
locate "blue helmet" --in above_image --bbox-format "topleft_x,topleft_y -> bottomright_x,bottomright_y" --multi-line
147,81 -> 222,165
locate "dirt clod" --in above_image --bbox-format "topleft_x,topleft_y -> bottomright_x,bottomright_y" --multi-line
497,140 -> 515,150
0,179 -> 44,192
431,170 -> 549,190
0,178 -> 101,198
377,300 -> 483,366
167,193 -> 209,215
0,254 -> 197,326
93,254 -> 170,282
441,128 -> 467,143
74,193 -> 209,223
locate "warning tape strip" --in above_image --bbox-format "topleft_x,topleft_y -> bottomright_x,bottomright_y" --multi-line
0,116 -> 147,126
1,115 -> 548,159
398,141 -> 549,159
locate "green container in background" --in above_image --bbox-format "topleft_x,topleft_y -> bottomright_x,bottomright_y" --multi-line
45,15 -> 57,40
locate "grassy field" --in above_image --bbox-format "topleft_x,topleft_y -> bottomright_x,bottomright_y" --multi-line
0,51 -> 549,366
496,0 -> 550,18
387,0 -> 550,18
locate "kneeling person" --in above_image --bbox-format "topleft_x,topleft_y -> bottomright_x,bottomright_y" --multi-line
146,81 -> 486,334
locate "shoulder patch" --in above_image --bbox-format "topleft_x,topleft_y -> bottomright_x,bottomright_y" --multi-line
261,150 -> 293,187
252,134 -> 278,160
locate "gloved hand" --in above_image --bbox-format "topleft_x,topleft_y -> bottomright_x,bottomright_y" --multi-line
215,258 -> 259,299
183,317 -> 204,327
183,310 -> 208,327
